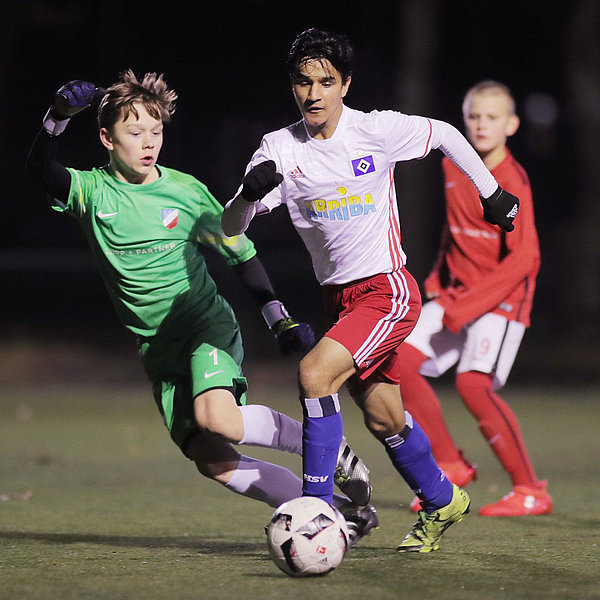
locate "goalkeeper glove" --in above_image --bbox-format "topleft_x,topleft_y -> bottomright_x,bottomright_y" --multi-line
261,300 -> 316,356
43,80 -> 106,136
480,185 -> 519,232
241,160 -> 283,202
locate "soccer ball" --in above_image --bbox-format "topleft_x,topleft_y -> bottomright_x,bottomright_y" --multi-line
265,496 -> 350,577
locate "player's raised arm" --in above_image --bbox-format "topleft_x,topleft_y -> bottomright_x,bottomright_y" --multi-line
221,160 -> 283,236
26,80 -> 106,201
429,119 -> 519,232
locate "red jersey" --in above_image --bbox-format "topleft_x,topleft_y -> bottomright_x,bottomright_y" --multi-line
425,149 -> 540,333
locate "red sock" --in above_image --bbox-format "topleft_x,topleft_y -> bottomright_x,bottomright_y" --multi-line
456,371 -> 538,487
396,344 -> 462,463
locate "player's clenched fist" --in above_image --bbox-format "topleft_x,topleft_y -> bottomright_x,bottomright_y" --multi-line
241,160 -> 283,203
44,80 -> 107,136
272,317 -> 316,356
480,186 -> 519,232
53,80 -> 107,119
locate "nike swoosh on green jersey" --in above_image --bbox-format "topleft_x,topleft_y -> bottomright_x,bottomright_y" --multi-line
204,370 -> 225,378
98,210 -> 118,218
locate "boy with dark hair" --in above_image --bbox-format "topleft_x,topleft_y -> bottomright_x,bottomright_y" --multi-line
26,70 -> 374,544
223,28 -> 520,552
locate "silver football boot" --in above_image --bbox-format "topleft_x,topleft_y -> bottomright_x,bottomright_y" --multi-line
334,436 -> 372,507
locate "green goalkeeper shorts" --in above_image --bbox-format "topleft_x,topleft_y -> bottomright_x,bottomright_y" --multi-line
138,301 -> 248,456
150,343 -> 248,455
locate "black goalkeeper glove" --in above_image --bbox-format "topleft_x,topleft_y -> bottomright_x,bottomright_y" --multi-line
241,160 -> 283,202
261,300 -> 316,356
43,80 -> 106,135
272,318 -> 316,356
480,186 -> 520,232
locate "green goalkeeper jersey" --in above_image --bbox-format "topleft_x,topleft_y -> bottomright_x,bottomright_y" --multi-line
53,165 -> 256,337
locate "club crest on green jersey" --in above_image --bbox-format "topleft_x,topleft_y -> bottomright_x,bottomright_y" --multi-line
162,208 -> 179,230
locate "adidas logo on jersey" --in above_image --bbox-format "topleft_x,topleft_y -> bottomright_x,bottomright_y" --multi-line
289,165 -> 306,178
506,203 -> 519,219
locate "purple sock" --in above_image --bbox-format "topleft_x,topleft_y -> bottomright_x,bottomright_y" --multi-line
383,411 -> 453,512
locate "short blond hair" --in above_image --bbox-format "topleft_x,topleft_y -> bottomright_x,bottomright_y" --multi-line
462,80 -> 515,116
98,69 -> 177,131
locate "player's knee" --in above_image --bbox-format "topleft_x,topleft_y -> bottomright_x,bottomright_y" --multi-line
298,352 -> 326,396
194,398 -> 225,432
361,406 -> 406,440
187,433 -> 240,481
194,390 -> 241,441
456,371 -> 493,414
195,460 -> 236,483
456,371 -> 492,396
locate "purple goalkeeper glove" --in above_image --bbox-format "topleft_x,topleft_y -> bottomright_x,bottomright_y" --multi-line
43,80 -> 107,136
53,80 -> 107,118
480,186 -> 519,232
241,160 -> 283,202
261,300 -> 316,356
272,318 -> 316,356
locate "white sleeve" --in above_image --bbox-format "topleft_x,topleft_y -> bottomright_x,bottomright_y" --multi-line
222,196 -> 258,236
429,119 -> 498,198
222,136 -> 284,236
383,112 -> 438,162
231,136 -> 284,211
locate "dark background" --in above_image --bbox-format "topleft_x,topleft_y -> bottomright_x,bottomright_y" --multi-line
1,0 -> 598,385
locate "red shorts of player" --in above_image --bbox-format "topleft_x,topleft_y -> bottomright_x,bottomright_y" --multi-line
323,267 -> 422,388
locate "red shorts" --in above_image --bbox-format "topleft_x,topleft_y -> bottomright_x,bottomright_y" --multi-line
323,268 -> 422,385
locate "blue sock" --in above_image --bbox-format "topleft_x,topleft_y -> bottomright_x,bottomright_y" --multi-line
301,394 -> 343,504
383,411 -> 453,513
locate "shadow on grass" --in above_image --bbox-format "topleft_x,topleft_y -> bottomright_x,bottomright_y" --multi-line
0,529 -> 266,555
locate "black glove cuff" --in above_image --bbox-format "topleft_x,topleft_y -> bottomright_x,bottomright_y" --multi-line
481,184 -> 501,203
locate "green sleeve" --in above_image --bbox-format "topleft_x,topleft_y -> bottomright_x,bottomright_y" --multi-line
195,182 -> 257,266
50,167 -> 96,217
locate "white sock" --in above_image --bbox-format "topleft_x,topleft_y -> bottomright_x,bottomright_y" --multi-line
238,405 -> 302,455
225,455 -> 302,507
224,455 -> 351,509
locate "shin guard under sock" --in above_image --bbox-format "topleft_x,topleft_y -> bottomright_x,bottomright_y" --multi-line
383,411 -> 453,512
396,344 -> 462,463
301,394 -> 343,504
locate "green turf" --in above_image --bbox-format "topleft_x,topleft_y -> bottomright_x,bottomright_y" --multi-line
1,375 -> 599,600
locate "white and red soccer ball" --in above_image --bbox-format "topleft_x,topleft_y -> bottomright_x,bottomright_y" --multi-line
265,496 -> 350,577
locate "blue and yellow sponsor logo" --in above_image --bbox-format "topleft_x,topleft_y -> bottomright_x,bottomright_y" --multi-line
304,187 -> 377,221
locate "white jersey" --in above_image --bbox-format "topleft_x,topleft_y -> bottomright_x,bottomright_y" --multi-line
240,105 -> 497,286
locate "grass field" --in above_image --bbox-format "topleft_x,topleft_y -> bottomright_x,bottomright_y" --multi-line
1,359 -> 599,600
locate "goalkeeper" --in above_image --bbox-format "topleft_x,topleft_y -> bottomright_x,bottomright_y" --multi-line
26,71 -> 374,542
